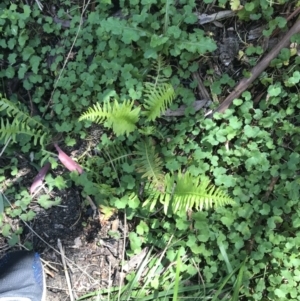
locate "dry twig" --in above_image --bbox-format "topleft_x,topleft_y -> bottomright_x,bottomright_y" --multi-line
58,239 -> 74,301
212,18 -> 300,115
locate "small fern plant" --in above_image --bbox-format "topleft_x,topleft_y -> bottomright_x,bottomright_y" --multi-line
0,95 -> 49,146
79,57 -> 234,215
79,100 -> 141,136
79,83 -> 175,136
143,56 -> 174,121
96,137 -> 234,215
134,138 -> 165,192
144,171 -> 234,215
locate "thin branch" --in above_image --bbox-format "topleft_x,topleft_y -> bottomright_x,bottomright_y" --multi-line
211,18 -> 300,115
58,239 -> 74,301
42,0 -> 91,117
0,136 -> 11,157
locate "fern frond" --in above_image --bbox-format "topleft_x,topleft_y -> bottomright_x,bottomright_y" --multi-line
79,100 -> 140,136
0,96 -> 46,129
144,171 -> 234,214
0,95 -> 49,146
134,138 -> 165,191
147,56 -> 170,87
102,144 -> 132,166
143,83 -> 175,121
79,102 -> 109,124
138,126 -> 155,136
0,118 -> 47,145
170,172 -> 234,213
110,100 -> 140,136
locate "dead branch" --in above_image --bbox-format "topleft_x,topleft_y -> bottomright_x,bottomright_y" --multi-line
212,18 -> 300,115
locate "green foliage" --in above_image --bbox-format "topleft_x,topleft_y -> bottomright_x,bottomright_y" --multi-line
134,138 -> 165,190
145,172 -> 234,214
77,245 -> 246,301
37,195 -> 61,209
143,83 -> 175,121
210,74 -> 235,95
79,100 -> 140,136
0,193 -> 3,214
146,56 -> 172,85
79,77 -> 176,135
79,55 -> 230,215
0,118 -> 44,145
0,95 -> 49,145
2,1 -> 300,300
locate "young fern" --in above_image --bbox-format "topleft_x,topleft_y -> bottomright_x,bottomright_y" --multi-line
144,171 -> 234,214
79,85 -> 175,135
143,82 -> 175,121
147,56 -> 170,86
79,100 -> 140,136
0,95 -> 49,146
0,97 -> 45,129
0,118 -> 48,145
102,144 -> 133,166
142,57 -> 175,120
79,57 -> 176,134
134,138 -> 165,191
138,126 -> 156,136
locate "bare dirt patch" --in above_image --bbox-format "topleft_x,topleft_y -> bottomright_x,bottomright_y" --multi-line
0,183 -> 125,300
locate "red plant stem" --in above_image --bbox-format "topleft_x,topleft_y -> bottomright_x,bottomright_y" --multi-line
54,144 -> 84,174
30,162 -> 51,195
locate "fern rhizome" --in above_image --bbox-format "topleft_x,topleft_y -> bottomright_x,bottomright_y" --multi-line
79,58 -> 234,215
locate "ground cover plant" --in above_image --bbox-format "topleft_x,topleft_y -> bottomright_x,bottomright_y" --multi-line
1,0 -> 300,300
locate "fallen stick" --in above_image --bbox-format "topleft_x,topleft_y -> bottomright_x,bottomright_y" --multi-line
58,239 -> 75,301
212,18 -> 300,115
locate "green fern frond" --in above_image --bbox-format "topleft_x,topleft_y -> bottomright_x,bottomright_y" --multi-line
138,126 -> 155,136
143,83 -> 175,121
79,100 -> 140,136
79,102 -> 109,123
110,100 -> 140,136
0,95 -> 48,145
0,96 -> 46,129
169,172 -> 234,213
102,144 -> 132,166
134,138 -> 165,191
147,56 -> 170,87
0,118 -> 47,145
0,95 -> 49,146
144,171 -> 234,214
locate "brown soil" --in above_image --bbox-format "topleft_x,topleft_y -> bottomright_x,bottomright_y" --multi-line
0,183 -> 125,301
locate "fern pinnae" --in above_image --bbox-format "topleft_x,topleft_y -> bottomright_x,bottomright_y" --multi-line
0,96 -> 46,130
147,56 -> 170,87
0,96 -> 23,117
109,100 -> 140,136
171,173 -> 234,212
0,118 -> 45,145
102,144 -> 132,166
79,100 -> 140,136
135,138 -> 165,191
0,95 -> 49,146
79,102 -> 109,124
143,57 -> 175,121
144,171 -> 234,214
143,82 -> 175,121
